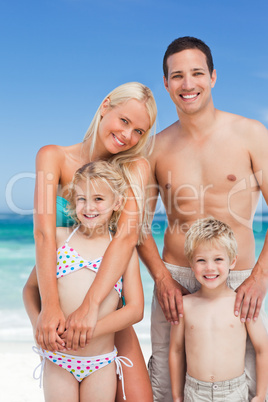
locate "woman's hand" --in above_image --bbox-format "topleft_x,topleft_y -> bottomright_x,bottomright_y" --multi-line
35,305 -> 66,351
63,301 -> 99,351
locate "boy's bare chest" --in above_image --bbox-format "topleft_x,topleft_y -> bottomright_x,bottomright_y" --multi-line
184,298 -> 245,335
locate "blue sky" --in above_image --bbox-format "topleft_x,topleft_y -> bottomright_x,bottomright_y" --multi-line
1,0 -> 268,213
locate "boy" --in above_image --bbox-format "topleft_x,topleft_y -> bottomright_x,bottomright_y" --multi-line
169,218 -> 268,401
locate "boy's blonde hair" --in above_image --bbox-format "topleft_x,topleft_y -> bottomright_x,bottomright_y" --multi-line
184,217 -> 238,263
83,82 -> 157,244
67,160 -> 127,233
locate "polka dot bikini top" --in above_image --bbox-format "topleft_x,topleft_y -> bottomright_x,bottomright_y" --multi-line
56,225 -> 122,297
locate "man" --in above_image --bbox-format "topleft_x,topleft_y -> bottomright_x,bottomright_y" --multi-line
138,37 -> 268,401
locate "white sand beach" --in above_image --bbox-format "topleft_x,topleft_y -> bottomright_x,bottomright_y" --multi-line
0,335 -> 151,402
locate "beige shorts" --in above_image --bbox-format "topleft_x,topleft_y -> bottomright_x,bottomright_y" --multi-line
184,372 -> 248,402
148,263 -> 268,402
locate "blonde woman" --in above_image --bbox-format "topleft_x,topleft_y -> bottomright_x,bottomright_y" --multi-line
26,82 -> 157,401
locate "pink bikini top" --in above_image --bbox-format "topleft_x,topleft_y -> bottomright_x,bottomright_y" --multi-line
56,225 -> 122,297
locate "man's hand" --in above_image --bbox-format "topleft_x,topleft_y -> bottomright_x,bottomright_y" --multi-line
35,305 -> 66,351
234,270 -> 267,322
155,272 -> 190,324
63,302 -> 99,351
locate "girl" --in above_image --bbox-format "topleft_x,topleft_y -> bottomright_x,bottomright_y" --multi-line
28,82 -> 157,401
24,161 -> 144,402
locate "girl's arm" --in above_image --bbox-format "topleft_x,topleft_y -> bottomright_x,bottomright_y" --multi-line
246,317 -> 268,401
23,252 -> 144,346
33,145 -> 66,351
22,267 -> 65,349
169,320 -> 186,402
64,159 -> 149,350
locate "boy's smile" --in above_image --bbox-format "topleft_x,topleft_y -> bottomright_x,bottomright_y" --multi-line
191,242 -> 237,289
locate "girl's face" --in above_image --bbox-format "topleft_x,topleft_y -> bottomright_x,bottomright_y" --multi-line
97,99 -> 151,156
75,179 -> 121,233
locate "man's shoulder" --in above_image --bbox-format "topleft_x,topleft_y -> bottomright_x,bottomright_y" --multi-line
218,110 -> 266,133
150,121 -> 180,157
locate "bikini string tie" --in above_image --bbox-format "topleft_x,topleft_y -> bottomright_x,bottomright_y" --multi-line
115,356 -> 133,400
32,346 -> 46,388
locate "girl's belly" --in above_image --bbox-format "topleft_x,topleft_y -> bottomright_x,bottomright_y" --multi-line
57,268 -> 119,356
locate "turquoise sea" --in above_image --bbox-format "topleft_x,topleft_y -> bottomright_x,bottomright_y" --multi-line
0,213 -> 267,343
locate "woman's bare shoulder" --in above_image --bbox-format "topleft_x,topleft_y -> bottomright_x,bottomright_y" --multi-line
36,144 -> 66,162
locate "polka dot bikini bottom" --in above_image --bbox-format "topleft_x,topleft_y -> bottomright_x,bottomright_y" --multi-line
33,346 -> 133,400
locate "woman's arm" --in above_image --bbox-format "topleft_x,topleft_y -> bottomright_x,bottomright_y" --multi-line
65,159 -> 149,350
33,145 -> 66,351
22,267 -> 66,349
169,321 -> 186,402
90,250 -> 144,338
23,252 -> 144,347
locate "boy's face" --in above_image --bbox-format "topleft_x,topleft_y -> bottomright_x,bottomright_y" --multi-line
190,242 -> 237,289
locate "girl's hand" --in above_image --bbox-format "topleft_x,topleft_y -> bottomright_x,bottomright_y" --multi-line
251,397 -> 265,402
63,302 -> 99,351
35,305 -> 66,351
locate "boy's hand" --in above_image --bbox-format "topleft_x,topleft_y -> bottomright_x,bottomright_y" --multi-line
251,397 -> 265,402
35,305 -> 66,351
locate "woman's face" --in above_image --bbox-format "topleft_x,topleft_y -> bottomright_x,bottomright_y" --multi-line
97,99 -> 151,155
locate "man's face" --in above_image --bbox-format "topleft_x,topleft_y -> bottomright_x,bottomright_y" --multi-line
164,48 -> 217,116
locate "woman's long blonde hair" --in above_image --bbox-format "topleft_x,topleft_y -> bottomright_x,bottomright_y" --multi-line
83,82 -> 157,244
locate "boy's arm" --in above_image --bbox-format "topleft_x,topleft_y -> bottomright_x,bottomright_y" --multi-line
246,316 -> 268,400
169,318 -> 186,402
22,267 -> 65,350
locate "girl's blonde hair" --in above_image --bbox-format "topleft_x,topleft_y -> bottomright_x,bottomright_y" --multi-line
67,161 -> 127,233
184,217 -> 238,263
83,82 -> 157,244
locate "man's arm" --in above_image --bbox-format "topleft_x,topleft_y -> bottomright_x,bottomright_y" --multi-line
246,317 -> 268,400
234,120 -> 268,321
169,319 -> 186,402
138,234 -> 189,323
138,147 -> 189,324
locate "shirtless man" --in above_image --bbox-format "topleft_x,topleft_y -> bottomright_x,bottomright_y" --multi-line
137,37 -> 268,401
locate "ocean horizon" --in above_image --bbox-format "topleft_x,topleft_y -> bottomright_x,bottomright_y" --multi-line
1,212 -> 268,343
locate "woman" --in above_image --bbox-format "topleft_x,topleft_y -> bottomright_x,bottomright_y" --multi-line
31,82 -> 157,401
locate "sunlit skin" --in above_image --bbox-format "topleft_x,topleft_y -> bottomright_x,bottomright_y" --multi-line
190,243 -> 236,293
169,244 -> 268,402
24,89 -> 155,401
138,47 -> 268,325
94,99 -> 151,158
23,176 -> 145,401
163,49 -> 217,117
75,179 -> 121,236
